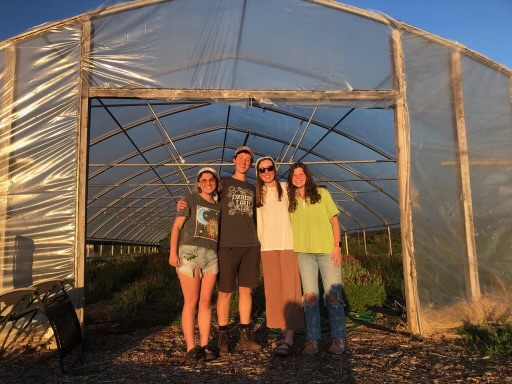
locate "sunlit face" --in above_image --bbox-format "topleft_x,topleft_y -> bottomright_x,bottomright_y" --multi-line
291,167 -> 306,189
257,159 -> 276,184
197,172 -> 217,194
233,152 -> 252,174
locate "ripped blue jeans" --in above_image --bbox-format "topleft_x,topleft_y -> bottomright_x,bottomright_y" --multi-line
297,253 -> 346,341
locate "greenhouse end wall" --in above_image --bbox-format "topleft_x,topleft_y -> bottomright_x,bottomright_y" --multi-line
0,0 -> 511,337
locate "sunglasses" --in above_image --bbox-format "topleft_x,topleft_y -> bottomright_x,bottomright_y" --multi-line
258,165 -> 275,173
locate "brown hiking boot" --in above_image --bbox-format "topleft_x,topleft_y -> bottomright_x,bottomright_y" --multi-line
238,327 -> 262,352
218,330 -> 229,356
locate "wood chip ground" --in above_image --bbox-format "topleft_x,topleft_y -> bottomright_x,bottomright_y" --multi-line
1,312 -> 511,384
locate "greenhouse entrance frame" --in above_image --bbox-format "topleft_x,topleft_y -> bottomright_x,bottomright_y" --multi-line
80,79 -> 421,335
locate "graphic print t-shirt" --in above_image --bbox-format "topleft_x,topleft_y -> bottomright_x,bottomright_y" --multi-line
219,177 -> 259,248
176,193 -> 220,251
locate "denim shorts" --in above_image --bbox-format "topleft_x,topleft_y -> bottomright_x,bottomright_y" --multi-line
177,245 -> 218,278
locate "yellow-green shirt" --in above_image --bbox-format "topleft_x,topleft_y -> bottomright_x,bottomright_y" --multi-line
289,188 -> 339,254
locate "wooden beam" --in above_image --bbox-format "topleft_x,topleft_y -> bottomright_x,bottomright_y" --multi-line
450,50 -> 480,301
391,29 -> 422,335
387,225 -> 393,256
73,19 -> 92,329
89,88 -> 398,103
442,159 -> 512,167
0,44 -> 16,292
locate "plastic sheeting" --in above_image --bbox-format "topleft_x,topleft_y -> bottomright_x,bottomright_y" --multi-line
0,0 -> 511,334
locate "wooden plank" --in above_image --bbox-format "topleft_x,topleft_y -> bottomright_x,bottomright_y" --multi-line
0,44 -> 16,292
387,225 -> 393,256
391,30 -> 422,335
442,159 -> 512,167
450,51 -> 480,301
73,20 -> 92,329
89,88 -> 399,103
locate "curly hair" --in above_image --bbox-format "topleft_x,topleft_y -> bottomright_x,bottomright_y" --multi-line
287,162 -> 321,213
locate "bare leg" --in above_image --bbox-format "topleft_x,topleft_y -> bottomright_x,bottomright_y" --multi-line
216,291 -> 232,327
197,272 -> 217,347
238,286 -> 252,324
178,269 -> 200,352
283,329 -> 294,346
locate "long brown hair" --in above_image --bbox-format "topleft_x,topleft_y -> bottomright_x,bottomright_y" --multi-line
287,162 -> 321,212
255,156 -> 282,207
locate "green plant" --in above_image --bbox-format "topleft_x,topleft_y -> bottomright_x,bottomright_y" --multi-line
347,230 -> 402,257
342,258 -> 387,313
85,256 -> 149,304
456,322 -> 512,357
85,254 -> 183,328
356,254 -> 404,298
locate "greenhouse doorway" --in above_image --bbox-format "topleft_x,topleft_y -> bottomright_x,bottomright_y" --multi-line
83,95 -> 403,330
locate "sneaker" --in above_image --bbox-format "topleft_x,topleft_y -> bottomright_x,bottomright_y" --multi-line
218,330 -> 229,356
185,346 -> 205,362
328,338 -> 346,355
301,340 -> 319,355
200,346 -> 217,361
237,327 -> 262,352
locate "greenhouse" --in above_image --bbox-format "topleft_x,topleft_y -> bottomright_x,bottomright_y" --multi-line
1,0 -> 511,338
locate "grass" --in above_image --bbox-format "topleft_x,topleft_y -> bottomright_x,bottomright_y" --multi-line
457,322 -> 512,356
85,254 -> 182,328
85,247 -> 405,329
454,295 -> 512,357
342,256 -> 387,313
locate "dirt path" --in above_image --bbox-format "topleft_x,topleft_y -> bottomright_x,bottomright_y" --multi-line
1,318 -> 511,384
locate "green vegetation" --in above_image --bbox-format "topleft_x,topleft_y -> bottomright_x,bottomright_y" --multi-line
346,230 -> 402,257
456,322 -> 512,357
85,254 -> 182,328
85,247 -> 405,329
342,257 -> 387,313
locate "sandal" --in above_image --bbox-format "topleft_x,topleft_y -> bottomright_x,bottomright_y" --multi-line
273,342 -> 293,357
273,337 -> 285,348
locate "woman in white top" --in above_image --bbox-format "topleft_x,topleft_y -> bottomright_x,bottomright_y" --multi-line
255,156 -> 304,357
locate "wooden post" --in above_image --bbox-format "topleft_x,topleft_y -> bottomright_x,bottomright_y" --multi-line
391,30 -> 422,335
387,225 -> 393,256
450,51 -> 480,301
363,229 -> 368,256
74,19 -> 92,329
0,44 -> 16,292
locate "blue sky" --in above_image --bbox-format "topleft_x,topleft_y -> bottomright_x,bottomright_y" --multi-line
0,0 -> 510,68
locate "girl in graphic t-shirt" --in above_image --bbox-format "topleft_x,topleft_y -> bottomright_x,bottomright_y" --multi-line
169,167 -> 221,363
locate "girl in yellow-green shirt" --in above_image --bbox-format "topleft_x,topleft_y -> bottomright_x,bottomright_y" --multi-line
287,162 -> 346,356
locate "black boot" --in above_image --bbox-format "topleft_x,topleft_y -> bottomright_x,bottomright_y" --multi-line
238,327 -> 261,352
218,329 -> 229,356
